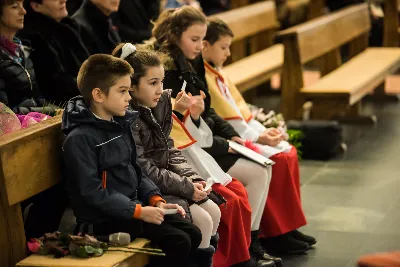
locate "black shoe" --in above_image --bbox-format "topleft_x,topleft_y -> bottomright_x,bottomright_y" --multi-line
230,257 -> 275,267
250,231 -> 282,267
261,234 -> 309,255
256,257 -> 275,267
210,233 -> 220,251
289,230 -> 316,246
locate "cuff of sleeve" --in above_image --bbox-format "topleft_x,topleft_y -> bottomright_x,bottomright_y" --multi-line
173,110 -> 185,122
149,195 -> 166,207
133,204 -> 142,219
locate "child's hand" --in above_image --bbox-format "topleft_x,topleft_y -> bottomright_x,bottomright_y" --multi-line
174,91 -> 192,114
140,206 -> 165,225
158,203 -> 186,217
257,128 -> 282,147
192,183 -> 207,202
231,136 -> 245,145
190,91 -> 206,120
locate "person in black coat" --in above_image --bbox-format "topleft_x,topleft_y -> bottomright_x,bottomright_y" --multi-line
72,0 -> 121,54
0,0 -> 69,240
113,0 -> 154,44
19,0 -> 90,105
0,0 -> 42,111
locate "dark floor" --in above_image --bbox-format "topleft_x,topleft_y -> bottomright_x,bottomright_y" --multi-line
59,97 -> 400,267
254,97 -> 400,267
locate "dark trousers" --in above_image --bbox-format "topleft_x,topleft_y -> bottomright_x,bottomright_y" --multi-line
77,214 -> 202,267
22,183 -> 69,240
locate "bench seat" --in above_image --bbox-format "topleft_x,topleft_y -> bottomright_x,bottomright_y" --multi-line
301,48 -> 400,105
224,44 -> 284,93
16,238 -> 151,267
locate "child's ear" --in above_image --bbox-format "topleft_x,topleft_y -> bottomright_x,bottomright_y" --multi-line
202,40 -> 210,51
130,85 -> 138,92
92,88 -> 104,103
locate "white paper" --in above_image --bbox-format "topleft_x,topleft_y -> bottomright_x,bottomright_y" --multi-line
228,141 -> 275,166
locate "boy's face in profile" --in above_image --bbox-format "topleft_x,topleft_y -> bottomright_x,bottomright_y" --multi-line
97,74 -> 132,118
202,35 -> 233,68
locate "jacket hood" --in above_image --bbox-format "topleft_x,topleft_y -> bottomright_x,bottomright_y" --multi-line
62,96 -> 138,134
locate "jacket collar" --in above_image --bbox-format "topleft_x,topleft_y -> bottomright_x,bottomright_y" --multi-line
82,0 -> 112,29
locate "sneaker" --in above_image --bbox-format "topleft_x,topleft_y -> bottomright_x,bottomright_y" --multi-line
289,230 -> 317,246
261,234 -> 309,255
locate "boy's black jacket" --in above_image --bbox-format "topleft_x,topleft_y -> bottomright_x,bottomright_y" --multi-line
61,96 -> 162,224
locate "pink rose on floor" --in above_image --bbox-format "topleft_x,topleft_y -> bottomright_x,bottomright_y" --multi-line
27,238 -> 42,253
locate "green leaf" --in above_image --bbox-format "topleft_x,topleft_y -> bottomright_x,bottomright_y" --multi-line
75,246 -> 89,258
84,245 -> 104,257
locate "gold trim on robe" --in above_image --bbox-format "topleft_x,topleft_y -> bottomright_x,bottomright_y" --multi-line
204,61 -> 253,122
170,98 -> 197,149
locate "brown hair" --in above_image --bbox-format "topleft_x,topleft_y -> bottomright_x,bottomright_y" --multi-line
204,18 -> 234,45
1,0 -> 23,16
77,54 -> 134,105
112,43 -> 167,86
152,6 -> 207,54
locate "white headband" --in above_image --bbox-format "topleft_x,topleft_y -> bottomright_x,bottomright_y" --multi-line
120,43 -> 136,60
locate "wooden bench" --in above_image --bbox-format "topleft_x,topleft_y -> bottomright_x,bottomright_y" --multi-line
210,1 -> 281,63
16,238 -> 151,267
0,117 -> 150,267
278,3 -> 400,121
382,0 -> 400,47
210,1 -> 284,94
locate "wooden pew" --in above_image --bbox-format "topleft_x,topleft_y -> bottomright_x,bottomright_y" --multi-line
210,1 -> 284,94
230,0 -> 250,9
278,3 -> 400,121
210,1 -> 280,63
0,117 -> 150,267
307,0 -> 326,19
383,0 -> 400,47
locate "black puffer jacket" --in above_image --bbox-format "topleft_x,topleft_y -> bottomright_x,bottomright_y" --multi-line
161,49 -> 241,171
0,43 -> 41,110
62,96 -> 162,224
131,91 -> 203,217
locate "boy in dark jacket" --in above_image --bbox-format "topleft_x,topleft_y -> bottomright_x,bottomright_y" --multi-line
61,54 -> 201,267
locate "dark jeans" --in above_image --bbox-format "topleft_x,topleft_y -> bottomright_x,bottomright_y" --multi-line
22,183 -> 69,240
76,214 -> 202,267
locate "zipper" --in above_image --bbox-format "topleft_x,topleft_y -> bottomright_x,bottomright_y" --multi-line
2,49 -> 33,92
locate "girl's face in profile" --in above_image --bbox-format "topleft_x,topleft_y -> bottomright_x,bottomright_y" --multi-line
132,65 -> 165,108
177,23 -> 207,60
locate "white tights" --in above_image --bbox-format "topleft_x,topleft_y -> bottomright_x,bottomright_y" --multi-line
227,158 -> 271,231
189,199 -> 221,248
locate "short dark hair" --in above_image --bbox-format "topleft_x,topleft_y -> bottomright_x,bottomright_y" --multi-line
77,54 -> 134,104
204,18 -> 234,45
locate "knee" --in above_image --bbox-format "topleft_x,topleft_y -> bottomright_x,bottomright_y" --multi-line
210,204 -> 221,224
252,165 -> 272,187
206,201 -> 222,223
196,211 -> 214,234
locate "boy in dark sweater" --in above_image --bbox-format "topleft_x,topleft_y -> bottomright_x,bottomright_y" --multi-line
61,54 -> 201,267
